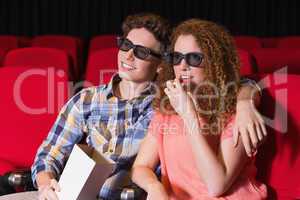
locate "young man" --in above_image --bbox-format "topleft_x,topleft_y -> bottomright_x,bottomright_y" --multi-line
31,13 -> 266,200
32,13 -> 171,200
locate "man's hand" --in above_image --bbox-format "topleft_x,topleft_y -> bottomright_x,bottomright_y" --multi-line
38,179 -> 61,200
234,100 -> 267,156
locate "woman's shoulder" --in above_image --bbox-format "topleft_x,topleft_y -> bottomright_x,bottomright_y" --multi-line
149,112 -> 182,136
152,111 -> 180,121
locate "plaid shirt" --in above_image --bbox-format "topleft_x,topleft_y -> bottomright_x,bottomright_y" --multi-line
31,75 -> 156,199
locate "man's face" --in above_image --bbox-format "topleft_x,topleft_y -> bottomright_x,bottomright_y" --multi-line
117,28 -> 161,83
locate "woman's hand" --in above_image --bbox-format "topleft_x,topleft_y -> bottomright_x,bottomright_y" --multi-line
146,182 -> 169,200
164,79 -> 197,117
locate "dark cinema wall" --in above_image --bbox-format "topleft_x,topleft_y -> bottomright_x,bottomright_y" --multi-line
0,0 -> 299,38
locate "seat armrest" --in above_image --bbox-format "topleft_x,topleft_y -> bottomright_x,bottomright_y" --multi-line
120,182 -> 146,200
3,169 -> 34,190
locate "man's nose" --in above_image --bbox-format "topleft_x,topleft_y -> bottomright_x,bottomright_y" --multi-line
125,49 -> 134,61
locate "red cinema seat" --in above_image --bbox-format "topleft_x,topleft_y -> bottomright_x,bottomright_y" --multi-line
238,48 -> 257,75
234,36 -> 262,50
277,36 -> 300,49
3,47 -> 72,79
260,37 -> 280,48
0,36 -> 19,52
251,48 -> 300,74
0,160 -> 16,177
0,66 -> 70,174
85,48 -> 118,86
256,73 -> 300,200
0,48 -> 6,66
89,35 -> 117,53
18,36 -> 32,47
31,35 -> 83,80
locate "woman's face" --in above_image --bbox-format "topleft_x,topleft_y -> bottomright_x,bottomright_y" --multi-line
173,34 -> 206,87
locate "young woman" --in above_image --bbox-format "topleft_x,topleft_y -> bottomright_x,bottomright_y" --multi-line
132,19 -> 267,199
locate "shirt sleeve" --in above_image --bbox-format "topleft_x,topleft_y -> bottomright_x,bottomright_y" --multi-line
129,108 -> 155,154
31,89 -> 88,187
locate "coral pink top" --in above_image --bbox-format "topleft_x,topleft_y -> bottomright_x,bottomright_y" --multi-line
148,112 -> 267,200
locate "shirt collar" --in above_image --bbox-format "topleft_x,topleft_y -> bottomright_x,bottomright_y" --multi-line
104,73 -> 121,100
104,73 -> 157,102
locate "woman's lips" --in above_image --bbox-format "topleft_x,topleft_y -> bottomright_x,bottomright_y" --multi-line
179,75 -> 192,83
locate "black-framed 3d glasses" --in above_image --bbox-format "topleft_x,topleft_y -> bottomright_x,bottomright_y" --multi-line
164,51 -> 204,67
117,37 -> 161,60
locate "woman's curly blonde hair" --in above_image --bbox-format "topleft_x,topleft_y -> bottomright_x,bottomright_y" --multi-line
153,19 -> 241,134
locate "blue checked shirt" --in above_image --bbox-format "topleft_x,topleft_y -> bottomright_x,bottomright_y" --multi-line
31,75 -> 156,199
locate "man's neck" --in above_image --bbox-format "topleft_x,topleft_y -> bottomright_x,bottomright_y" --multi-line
115,79 -> 150,100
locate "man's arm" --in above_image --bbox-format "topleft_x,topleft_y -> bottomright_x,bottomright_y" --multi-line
36,171 -> 55,187
235,78 -> 267,156
31,89 -> 89,188
238,79 -> 261,106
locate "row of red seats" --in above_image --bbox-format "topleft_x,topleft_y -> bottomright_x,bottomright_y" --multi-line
0,66 -> 70,175
85,35 -> 300,85
235,36 -> 300,50
255,73 -> 300,199
0,34 -> 116,55
0,67 -> 299,199
0,35 -> 117,81
1,35 -> 300,85
251,49 -> 300,74
0,35 -> 84,81
84,47 -> 300,86
2,35 -> 300,54
91,35 -> 300,51
1,47 -> 296,85
3,47 -> 74,80
234,36 -> 300,76
2,46 -> 298,87
0,35 -> 116,65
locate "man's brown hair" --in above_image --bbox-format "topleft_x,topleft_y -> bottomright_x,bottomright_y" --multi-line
122,13 -> 171,52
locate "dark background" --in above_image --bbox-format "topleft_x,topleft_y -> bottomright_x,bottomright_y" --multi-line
0,0 -> 299,38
